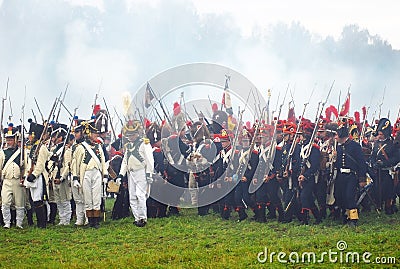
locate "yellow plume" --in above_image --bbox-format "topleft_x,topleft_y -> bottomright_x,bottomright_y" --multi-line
122,91 -> 134,120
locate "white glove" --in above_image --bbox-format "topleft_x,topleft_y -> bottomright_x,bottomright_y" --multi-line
73,180 -> 81,188
146,173 -> 153,184
103,177 -> 108,184
115,177 -> 122,185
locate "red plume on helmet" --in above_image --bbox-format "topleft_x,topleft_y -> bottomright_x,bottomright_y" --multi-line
212,103 -> 218,113
354,111 -> 360,124
173,102 -> 181,116
325,105 -> 338,122
92,104 -> 101,116
362,106 -> 367,121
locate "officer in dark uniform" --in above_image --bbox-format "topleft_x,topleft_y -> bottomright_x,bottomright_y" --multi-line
369,118 -> 400,215
334,119 -> 367,226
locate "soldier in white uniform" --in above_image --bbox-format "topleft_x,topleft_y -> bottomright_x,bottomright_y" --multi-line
48,124 -> 72,226
1,124 -> 25,229
25,121 -> 51,229
117,120 -> 154,227
72,120 -> 107,228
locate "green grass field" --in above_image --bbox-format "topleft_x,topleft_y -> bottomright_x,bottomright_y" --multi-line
1,200 -> 399,269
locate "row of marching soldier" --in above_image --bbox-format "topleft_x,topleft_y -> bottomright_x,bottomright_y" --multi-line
1,100 -> 400,229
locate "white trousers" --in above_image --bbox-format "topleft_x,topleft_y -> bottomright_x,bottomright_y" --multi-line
72,180 -> 86,226
128,169 -> 149,222
1,177 -> 25,208
82,169 -> 102,211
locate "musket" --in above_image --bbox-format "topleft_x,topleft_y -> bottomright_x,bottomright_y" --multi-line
34,97 -> 45,123
147,82 -> 173,129
55,83 -> 69,122
19,87 -> 27,185
300,81 -> 335,186
113,106 -> 124,127
1,77 -> 9,149
92,78 -> 102,116
377,86 -> 386,120
28,97 -> 59,175
283,87 -> 315,178
102,97 -> 116,141
221,90 -> 252,182
249,84 -> 289,194
31,109 -> 37,123
266,89 -> 271,124
8,96 -> 13,123
359,106 -> 370,146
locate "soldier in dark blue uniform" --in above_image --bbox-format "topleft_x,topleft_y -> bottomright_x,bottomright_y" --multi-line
298,122 -> 322,225
277,122 -> 302,223
162,103 -> 192,216
212,129 -> 237,220
233,127 -> 258,221
189,121 -> 217,216
252,125 -> 282,222
145,122 -> 168,218
369,118 -> 400,215
334,119 -> 367,226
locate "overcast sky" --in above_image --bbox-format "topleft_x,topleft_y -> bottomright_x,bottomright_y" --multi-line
0,0 -> 399,130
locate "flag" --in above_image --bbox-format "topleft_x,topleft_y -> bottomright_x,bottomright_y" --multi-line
222,76 -> 233,115
339,92 -> 350,117
145,82 -> 154,108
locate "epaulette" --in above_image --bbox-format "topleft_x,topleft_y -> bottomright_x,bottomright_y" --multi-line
276,146 -> 282,150
143,137 -> 150,144
154,147 -> 162,153
235,149 -> 240,153
312,143 -> 320,150
252,149 -> 259,154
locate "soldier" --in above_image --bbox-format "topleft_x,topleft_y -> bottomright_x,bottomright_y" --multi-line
48,124 -> 72,226
24,121 -> 51,229
162,103 -> 192,216
277,121 -> 301,223
315,122 -> 338,218
70,118 -> 87,226
117,120 -> 154,227
189,120 -> 217,216
334,119 -> 367,226
298,122 -> 322,225
252,125 -> 282,222
233,127 -> 258,221
72,120 -> 108,228
1,124 -> 25,229
213,129 -> 236,220
369,118 -> 400,215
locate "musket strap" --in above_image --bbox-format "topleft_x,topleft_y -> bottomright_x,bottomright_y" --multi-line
82,141 -> 102,170
2,149 -> 20,177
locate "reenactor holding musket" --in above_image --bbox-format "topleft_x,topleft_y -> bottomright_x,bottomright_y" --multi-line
334,119 -> 367,227
369,118 -> 400,215
24,121 -> 52,229
1,124 -> 25,229
72,119 -> 108,228
252,125 -> 283,222
47,123 -> 72,226
315,122 -> 338,219
297,122 -> 322,225
277,121 -> 302,223
70,118 -> 87,226
233,127 -> 258,221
